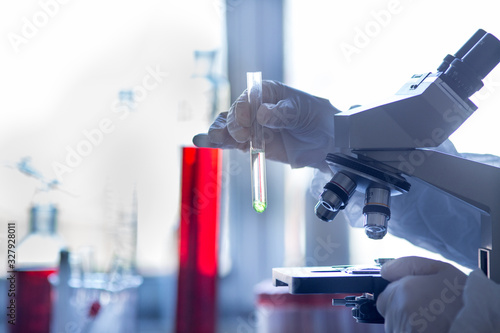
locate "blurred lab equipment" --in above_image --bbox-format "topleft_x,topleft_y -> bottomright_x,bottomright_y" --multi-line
49,162 -> 142,332
192,50 -> 231,122
257,278 -> 385,333
175,147 -> 221,333
9,157 -> 65,333
276,29 -> 500,324
50,250 -> 72,333
179,50 -> 231,147
117,90 -> 136,113
49,249 -> 143,333
247,71 -> 268,213
106,177 -> 139,276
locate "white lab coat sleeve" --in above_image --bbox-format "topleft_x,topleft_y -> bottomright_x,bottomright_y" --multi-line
449,269 -> 500,333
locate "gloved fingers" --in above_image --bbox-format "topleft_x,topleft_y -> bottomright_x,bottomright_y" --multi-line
261,80 -> 284,103
205,111 -> 231,144
226,82 -> 287,141
377,275 -> 432,333
227,97 -> 251,143
377,279 -> 411,333
257,100 -> 300,129
193,133 -> 248,150
192,133 -> 218,148
225,81 -> 283,141
193,112 -> 248,149
233,92 -> 252,128
259,129 -> 287,162
376,276 -> 418,317
309,169 -> 333,198
377,272 -> 466,333
375,281 -> 394,319
381,256 -> 446,282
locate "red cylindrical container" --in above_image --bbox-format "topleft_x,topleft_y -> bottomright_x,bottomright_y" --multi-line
11,268 -> 57,333
175,147 -> 221,333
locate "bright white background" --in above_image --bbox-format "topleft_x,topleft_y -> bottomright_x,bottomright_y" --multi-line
0,0 -> 227,274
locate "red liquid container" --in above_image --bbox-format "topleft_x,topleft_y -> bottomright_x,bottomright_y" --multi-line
175,147 -> 221,333
9,201 -> 64,333
10,268 -> 57,333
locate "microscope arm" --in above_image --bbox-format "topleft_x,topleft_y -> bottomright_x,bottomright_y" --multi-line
357,149 -> 500,282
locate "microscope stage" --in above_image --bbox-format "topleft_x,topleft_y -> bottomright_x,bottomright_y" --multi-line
272,266 -> 389,295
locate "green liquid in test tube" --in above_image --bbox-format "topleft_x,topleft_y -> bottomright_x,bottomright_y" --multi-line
247,72 -> 267,213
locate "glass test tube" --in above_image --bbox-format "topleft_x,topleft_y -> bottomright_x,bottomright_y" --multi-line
247,72 -> 267,213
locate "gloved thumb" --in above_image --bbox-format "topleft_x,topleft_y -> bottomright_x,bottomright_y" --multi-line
381,256 -> 447,282
257,100 -> 300,129
309,169 -> 333,199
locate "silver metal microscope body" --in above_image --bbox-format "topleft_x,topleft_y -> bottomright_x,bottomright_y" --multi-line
315,29 -> 500,282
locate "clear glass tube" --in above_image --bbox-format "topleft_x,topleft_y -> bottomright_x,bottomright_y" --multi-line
247,72 -> 267,213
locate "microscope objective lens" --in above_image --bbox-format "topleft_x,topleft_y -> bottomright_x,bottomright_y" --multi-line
363,187 -> 391,239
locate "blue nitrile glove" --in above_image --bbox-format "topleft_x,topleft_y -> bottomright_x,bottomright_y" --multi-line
376,256 -> 467,333
193,80 -> 340,172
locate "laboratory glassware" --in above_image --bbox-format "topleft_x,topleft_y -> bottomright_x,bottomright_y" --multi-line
247,72 -> 267,213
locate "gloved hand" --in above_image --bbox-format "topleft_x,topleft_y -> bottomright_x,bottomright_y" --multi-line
449,269 -> 500,333
377,256 -> 467,333
193,80 -> 340,172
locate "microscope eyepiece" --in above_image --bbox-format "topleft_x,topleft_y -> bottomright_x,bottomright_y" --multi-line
437,29 -> 486,72
315,172 -> 357,222
460,33 -> 500,80
441,31 -> 500,99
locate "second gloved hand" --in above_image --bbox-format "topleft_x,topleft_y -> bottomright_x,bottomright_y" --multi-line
193,80 -> 340,172
377,256 -> 467,333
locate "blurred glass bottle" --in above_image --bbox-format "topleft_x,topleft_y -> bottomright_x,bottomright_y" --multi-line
192,49 -> 230,121
109,181 -> 138,276
177,49 -> 230,145
9,160 -> 65,333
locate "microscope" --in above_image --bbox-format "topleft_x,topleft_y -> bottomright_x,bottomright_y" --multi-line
273,29 -> 500,324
